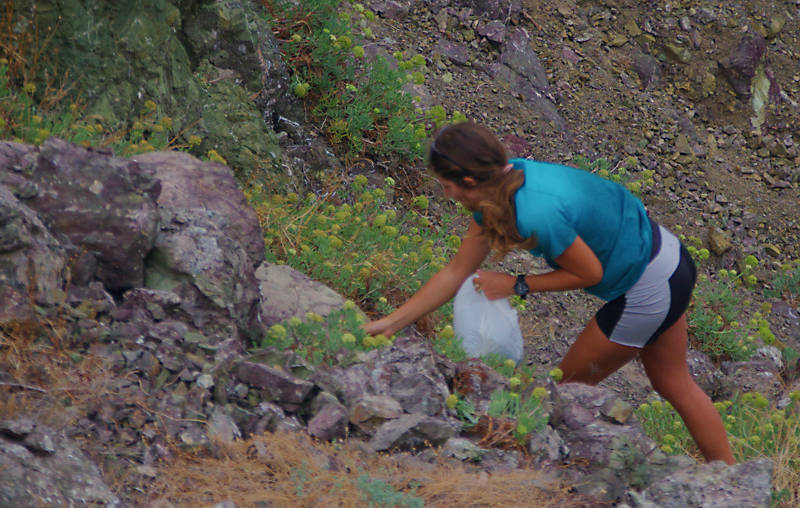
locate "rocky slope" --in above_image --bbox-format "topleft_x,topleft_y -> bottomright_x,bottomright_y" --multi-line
1,0 -> 799,505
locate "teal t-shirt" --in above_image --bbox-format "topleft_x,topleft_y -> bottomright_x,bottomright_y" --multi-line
475,158 -> 653,301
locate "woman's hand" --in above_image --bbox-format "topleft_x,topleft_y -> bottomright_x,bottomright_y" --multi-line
473,269 -> 515,300
363,317 -> 397,338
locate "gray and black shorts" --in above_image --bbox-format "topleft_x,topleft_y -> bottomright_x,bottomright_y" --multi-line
596,219 -> 697,348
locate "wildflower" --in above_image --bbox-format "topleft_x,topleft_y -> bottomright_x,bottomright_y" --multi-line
336,35 -> 352,50
161,116 -> 173,129
373,188 -> 386,200
207,149 -> 227,164
651,400 -> 664,411
373,214 -> 388,227
352,46 -> 365,59
440,325 -> 455,340
548,368 -> 563,382
23,82 -> 36,94
532,387 -> 548,399
754,393 -> 769,409
291,33 -> 302,43
509,377 -> 521,388
504,358 -> 516,370
32,115 -> 42,125
660,445 -> 674,454
663,434 -> 676,444
770,411 -> 785,425
362,335 -> 376,348
378,297 -> 388,305
516,423 -> 528,435
342,333 -> 356,344
343,300 -> 357,311
364,10 -> 375,21
744,255 -> 759,269
329,236 -> 344,249
288,317 -> 302,327
446,235 -> 461,249
726,415 -> 736,424
293,82 -> 311,98
363,28 -> 374,39
446,393 -> 459,409
305,311 -> 324,323
639,403 -> 650,412
375,334 -> 390,346
188,135 -> 202,147
412,195 -> 429,210
718,269 -> 728,279
698,248 -> 710,260
672,421 -> 682,430
749,435 -> 761,446
268,324 -> 287,340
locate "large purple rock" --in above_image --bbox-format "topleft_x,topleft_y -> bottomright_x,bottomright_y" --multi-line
8,138 -> 161,291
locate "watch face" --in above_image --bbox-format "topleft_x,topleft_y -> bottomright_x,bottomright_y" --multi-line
514,276 -> 528,297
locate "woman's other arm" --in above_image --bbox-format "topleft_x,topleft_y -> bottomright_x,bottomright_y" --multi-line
363,219 -> 490,337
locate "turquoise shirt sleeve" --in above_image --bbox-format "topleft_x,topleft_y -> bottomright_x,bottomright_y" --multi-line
515,194 -> 577,262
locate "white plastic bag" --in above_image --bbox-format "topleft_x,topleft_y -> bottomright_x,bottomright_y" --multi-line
453,273 -> 523,364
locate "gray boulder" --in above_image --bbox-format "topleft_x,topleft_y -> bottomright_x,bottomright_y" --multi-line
4,138 -> 160,290
626,458 -> 773,508
137,153 -> 264,343
550,383 -> 693,500
256,262 -> 348,326
0,184 -> 66,321
0,418 -> 120,507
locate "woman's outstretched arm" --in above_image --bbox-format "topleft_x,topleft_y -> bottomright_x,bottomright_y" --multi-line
363,219 -> 490,337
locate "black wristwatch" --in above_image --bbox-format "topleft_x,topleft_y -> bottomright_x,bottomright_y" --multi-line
513,274 -> 529,299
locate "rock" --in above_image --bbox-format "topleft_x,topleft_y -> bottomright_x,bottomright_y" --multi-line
132,151 -> 265,267
664,43 -> 691,64
441,437 -> 486,462
307,403 -> 349,441
762,244 -> 781,257
719,33 -> 767,99
256,263 -> 350,327
370,0 -> 412,20
632,52 -> 661,89
721,360 -> 783,400
0,419 -> 120,507
528,426 -> 568,464
314,335 -> 452,418
0,183 -> 67,322
708,227 -> 733,255
369,413 -> 458,452
686,350 -> 728,399
349,395 -> 404,433
550,383 -> 689,500
500,27 -> 549,92
15,138 -> 160,290
627,459 -> 773,507
477,20 -> 506,43
237,361 -> 315,412
208,409 -> 242,443
433,39 -> 471,66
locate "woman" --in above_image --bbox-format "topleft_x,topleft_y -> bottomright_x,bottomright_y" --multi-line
364,122 -> 735,464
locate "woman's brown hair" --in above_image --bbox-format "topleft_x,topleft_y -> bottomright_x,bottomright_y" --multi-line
428,122 -> 537,259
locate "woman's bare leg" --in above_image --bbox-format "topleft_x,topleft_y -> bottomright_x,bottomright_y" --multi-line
640,314 -> 735,464
558,317 -> 640,385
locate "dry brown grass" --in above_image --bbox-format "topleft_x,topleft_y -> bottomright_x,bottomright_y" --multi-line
0,318 -> 116,427
141,431 -> 595,507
